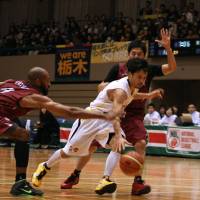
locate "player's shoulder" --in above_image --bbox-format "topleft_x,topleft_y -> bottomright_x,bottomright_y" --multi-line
4,79 -> 16,83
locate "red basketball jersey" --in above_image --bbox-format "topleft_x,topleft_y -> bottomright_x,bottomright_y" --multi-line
0,79 -> 40,120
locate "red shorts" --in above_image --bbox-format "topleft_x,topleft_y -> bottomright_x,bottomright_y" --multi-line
0,116 -> 14,135
121,116 -> 146,145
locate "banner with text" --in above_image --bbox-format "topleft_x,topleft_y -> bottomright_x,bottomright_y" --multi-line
166,127 -> 200,156
55,46 -> 91,82
91,41 -> 130,64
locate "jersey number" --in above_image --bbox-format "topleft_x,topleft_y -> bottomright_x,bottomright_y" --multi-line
0,88 -> 15,93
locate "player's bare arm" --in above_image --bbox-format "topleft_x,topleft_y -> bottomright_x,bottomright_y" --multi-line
134,88 -> 164,100
19,94 -> 114,120
155,28 -> 177,75
107,89 -> 130,152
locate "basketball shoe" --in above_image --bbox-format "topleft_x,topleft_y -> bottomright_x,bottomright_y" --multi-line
61,171 -> 80,189
132,176 -> 151,195
10,179 -> 43,196
95,177 -> 117,195
32,162 -> 50,187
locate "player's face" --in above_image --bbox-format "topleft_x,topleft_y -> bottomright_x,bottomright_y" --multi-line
188,105 -> 195,113
38,72 -> 51,95
148,106 -> 155,114
130,70 -> 147,89
129,48 -> 145,59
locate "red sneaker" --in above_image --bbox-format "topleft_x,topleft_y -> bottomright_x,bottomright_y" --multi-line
131,179 -> 151,195
60,174 -> 79,189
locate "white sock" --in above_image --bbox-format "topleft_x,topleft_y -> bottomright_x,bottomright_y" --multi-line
46,149 -> 62,168
104,151 -> 121,177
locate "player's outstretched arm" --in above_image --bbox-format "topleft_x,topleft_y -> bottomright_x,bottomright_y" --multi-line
134,88 -> 164,100
19,94 -> 114,120
155,28 -> 177,75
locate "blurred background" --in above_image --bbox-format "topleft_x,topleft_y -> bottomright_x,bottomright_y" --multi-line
0,0 -> 200,147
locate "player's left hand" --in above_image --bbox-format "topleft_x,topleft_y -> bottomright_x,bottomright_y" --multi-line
149,88 -> 164,99
155,28 -> 171,50
112,136 -> 131,153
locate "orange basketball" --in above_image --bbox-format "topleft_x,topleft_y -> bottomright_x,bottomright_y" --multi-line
119,151 -> 144,176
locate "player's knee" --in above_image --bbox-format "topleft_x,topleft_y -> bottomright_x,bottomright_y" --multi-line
60,149 -> 69,158
135,139 -> 146,151
89,145 -> 97,154
139,140 -> 146,148
13,128 -> 29,142
20,130 -> 29,142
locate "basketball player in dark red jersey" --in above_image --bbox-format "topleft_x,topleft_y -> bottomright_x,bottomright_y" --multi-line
0,67 -> 117,196
61,28 -> 176,195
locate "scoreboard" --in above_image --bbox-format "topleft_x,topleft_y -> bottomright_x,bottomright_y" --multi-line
149,39 -> 200,57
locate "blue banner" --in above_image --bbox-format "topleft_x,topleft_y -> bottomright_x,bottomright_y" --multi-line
55,46 -> 91,82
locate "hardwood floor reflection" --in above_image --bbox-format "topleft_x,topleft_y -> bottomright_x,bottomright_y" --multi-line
0,147 -> 199,200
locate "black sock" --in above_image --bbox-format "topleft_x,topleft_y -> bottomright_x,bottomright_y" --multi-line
134,176 -> 142,182
14,141 -> 29,182
73,169 -> 81,176
44,162 -> 51,170
103,175 -> 110,181
14,141 -> 29,168
15,173 -> 26,182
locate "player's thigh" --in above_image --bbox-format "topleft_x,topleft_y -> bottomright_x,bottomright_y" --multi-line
63,119 -> 97,156
1,125 -> 29,142
123,118 -> 147,145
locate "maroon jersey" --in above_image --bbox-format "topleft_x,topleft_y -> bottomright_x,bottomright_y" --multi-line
0,79 -> 40,121
104,63 -> 164,120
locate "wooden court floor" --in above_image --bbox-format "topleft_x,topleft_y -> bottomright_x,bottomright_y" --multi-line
0,147 -> 200,200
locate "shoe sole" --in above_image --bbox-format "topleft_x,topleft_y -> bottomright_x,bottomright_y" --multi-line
32,175 -> 41,187
95,183 -> 117,195
132,186 -> 151,195
10,189 -> 43,196
60,180 -> 79,189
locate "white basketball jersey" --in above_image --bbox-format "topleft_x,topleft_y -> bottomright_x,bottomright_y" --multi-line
90,77 -> 137,112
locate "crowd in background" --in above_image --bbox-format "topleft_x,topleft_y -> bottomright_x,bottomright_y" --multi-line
0,1 -> 199,55
144,103 -> 200,126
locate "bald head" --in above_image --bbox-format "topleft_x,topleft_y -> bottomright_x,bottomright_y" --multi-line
27,67 -> 50,95
27,67 -> 48,82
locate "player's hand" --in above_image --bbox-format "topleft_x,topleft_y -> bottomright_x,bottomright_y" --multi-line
112,136 -> 131,153
149,88 -> 164,100
155,28 -> 171,50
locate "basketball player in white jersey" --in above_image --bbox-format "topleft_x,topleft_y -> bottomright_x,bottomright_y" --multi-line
31,58 -> 159,190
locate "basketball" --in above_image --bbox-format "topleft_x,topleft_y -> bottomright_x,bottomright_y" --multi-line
119,151 -> 144,176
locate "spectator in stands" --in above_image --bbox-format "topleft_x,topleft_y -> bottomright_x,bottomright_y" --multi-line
159,105 -> 166,118
187,104 -> 200,125
139,1 -> 153,16
160,107 -> 177,126
144,103 -> 161,125
167,4 -> 179,22
0,1 -> 199,55
172,105 -> 179,116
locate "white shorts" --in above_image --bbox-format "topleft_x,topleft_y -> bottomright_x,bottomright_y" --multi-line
62,118 -> 125,156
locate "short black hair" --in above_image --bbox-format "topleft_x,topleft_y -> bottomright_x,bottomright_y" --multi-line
128,40 -> 147,55
148,103 -> 155,108
127,58 -> 148,74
